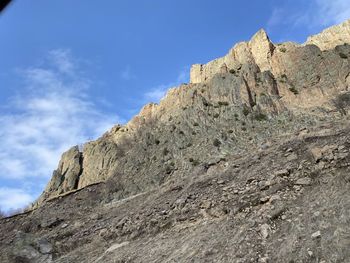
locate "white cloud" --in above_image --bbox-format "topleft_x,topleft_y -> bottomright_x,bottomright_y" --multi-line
266,8 -> 284,30
144,66 -> 189,103
267,0 -> 350,34
315,0 -> 350,26
0,49 -> 121,212
48,49 -> 75,75
0,187 -> 34,213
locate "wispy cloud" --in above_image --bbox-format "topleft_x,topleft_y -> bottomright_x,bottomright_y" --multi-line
0,187 -> 34,213
144,66 -> 189,103
313,0 -> 350,26
120,65 -> 136,81
267,0 -> 350,36
48,49 -> 75,75
0,49 -> 121,212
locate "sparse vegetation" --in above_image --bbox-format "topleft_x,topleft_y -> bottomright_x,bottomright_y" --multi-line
280,47 -> 287,53
253,113 -> 268,121
333,92 -> 350,115
213,138 -> 221,147
289,86 -> 299,95
189,158 -> 200,166
279,74 -> 288,83
213,113 -> 220,118
339,52 -> 348,59
242,108 -> 250,116
193,122 -> 199,126
218,101 -> 229,106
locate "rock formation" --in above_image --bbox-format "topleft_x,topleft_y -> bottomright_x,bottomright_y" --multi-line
1,19 -> 350,263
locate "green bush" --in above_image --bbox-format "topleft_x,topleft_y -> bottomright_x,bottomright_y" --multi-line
279,47 -> 287,53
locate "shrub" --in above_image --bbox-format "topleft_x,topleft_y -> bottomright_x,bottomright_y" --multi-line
213,113 -> 220,118
193,122 -> 199,126
189,158 -> 199,166
279,74 -> 288,83
229,69 -> 236,74
213,138 -> 221,147
218,101 -> 229,106
289,86 -> 299,95
339,53 -> 348,59
254,113 -> 268,121
242,108 -> 250,116
333,92 -> 350,115
155,139 -> 160,145
279,47 -> 287,53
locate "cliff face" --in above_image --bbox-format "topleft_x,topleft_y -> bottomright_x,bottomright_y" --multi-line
35,19 -> 350,208
2,19 -> 350,263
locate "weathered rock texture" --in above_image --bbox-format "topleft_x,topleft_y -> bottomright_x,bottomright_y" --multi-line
1,19 -> 350,263
34,19 -> 350,208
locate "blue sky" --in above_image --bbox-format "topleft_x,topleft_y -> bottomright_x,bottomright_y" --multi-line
0,0 -> 349,213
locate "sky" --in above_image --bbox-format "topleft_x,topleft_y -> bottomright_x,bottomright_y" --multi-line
0,0 -> 349,213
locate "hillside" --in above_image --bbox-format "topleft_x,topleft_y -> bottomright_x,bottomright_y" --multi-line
1,19 -> 350,263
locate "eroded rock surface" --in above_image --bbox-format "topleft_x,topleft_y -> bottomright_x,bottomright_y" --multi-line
36,18 -> 350,206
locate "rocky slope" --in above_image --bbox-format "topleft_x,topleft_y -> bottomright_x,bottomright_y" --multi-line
1,19 -> 350,263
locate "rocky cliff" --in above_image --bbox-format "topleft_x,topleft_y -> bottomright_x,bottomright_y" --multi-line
36,19 -> 350,207
1,19 -> 350,263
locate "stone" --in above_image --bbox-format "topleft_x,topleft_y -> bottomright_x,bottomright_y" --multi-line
295,178 -> 312,186
275,169 -> 289,177
260,224 -> 270,239
311,230 -> 321,239
310,147 -> 323,162
37,238 -> 53,254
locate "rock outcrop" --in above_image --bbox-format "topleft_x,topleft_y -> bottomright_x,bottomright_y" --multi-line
34,19 -> 350,208
306,19 -> 350,50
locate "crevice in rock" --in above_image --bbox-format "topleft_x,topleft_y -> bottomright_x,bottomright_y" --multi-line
74,152 -> 84,190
